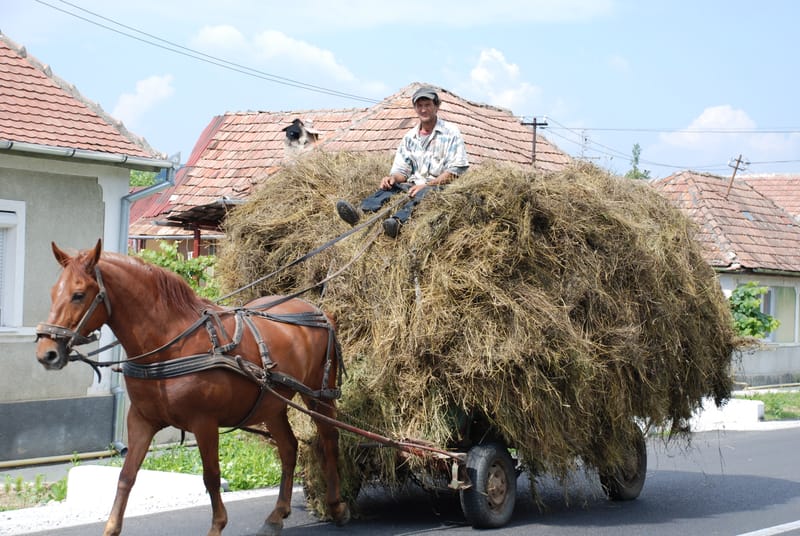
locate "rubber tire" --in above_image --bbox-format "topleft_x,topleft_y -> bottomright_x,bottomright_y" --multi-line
459,442 -> 517,528
600,430 -> 647,501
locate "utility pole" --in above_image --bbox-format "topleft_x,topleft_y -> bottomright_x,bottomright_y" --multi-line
521,116 -> 548,166
725,154 -> 750,198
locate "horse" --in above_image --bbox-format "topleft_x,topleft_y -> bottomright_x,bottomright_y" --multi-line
35,240 -> 350,536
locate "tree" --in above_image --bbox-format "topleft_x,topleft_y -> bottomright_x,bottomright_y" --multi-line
135,240 -> 219,300
729,281 -> 780,338
624,143 -> 651,180
130,170 -> 156,187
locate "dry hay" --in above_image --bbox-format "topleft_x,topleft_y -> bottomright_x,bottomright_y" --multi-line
216,151 -> 738,515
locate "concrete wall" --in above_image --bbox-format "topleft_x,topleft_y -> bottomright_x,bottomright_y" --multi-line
718,272 -> 800,387
733,344 -> 800,387
0,153 -> 129,461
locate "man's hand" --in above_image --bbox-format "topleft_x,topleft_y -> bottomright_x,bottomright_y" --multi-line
380,175 -> 397,190
408,184 -> 426,197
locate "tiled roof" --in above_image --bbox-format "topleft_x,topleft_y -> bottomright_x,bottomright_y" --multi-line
164,108 -> 363,226
129,116 -> 228,238
135,82 -> 571,230
741,174 -> 800,222
651,170 -> 800,274
320,85 -> 569,169
0,31 -> 157,158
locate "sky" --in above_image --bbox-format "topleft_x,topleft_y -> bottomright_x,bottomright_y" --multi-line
3,0 -> 800,179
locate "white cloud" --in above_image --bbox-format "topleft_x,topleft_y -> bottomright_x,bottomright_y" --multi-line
112,74 -> 175,127
252,30 -> 355,82
191,24 -> 248,52
660,105 -> 755,150
189,25 -> 371,87
608,54 -> 631,74
649,105 -> 800,174
468,48 -> 542,113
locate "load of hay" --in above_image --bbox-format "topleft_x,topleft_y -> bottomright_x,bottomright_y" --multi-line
216,151 -> 738,515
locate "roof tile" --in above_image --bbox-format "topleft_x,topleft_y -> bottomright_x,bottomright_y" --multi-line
0,31 -> 159,158
652,170 -> 800,273
138,83 -> 571,230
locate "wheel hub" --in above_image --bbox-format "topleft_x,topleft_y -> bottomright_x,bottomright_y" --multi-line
486,461 -> 508,510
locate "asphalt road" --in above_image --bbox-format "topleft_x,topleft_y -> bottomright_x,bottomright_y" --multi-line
18,426 -> 800,536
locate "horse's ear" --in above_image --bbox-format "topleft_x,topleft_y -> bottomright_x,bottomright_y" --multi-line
88,239 -> 102,269
51,242 -> 71,268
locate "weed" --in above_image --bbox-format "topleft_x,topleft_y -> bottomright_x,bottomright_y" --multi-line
107,431 -> 282,491
737,391 -> 800,420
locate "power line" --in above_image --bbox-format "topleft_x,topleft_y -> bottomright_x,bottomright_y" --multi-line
34,1 -> 800,174
542,116 -> 798,173
35,0 -> 380,104
549,127 -> 800,134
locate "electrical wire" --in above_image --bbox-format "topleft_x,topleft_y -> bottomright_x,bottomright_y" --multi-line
34,0 -> 800,174
541,116 -> 800,173
35,0 -> 380,104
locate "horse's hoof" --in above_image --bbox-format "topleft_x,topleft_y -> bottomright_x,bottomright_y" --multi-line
256,521 -> 282,536
332,502 -> 351,526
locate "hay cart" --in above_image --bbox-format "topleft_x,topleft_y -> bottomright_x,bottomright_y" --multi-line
219,155 -> 734,530
351,410 -> 646,528
279,379 -> 648,530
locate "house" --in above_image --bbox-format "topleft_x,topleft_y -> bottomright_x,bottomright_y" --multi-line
0,31 -> 176,462
652,171 -> 800,386
130,83 -> 572,253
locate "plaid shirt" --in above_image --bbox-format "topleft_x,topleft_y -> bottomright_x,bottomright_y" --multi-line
390,118 -> 469,185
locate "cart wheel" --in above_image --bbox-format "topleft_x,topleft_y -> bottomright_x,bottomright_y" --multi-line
459,442 -> 517,528
600,429 -> 647,501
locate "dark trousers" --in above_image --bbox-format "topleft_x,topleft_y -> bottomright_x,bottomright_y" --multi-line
360,184 -> 440,223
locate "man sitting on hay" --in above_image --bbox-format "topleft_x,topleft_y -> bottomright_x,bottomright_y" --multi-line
336,86 -> 469,238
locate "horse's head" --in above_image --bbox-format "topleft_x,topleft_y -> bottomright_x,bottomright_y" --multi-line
36,239 -> 111,370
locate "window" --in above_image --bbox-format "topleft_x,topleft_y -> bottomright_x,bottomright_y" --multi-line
0,200 -> 25,328
762,285 -> 797,344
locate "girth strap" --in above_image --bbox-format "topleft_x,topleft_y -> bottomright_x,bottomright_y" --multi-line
121,309 -> 344,401
121,353 -> 249,380
121,352 -> 340,400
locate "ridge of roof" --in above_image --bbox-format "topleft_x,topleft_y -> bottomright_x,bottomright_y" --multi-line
0,30 -> 162,159
653,170 -> 800,274
131,81 -> 573,231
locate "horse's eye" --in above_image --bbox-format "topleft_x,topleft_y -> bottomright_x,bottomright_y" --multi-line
71,292 -> 86,303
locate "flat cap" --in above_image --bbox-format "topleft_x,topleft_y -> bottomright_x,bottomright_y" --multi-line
412,86 -> 439,104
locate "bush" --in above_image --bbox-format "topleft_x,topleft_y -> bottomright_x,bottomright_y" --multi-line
135,240 -> 219,300
729,282 -> 779,338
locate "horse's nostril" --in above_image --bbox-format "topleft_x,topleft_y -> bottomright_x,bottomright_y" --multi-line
43,350 -> 59,364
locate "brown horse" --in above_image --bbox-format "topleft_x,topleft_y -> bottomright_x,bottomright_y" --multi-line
35,240 -> 350,536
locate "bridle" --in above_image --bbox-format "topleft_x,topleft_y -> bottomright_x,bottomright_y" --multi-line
36,265 -> 112,352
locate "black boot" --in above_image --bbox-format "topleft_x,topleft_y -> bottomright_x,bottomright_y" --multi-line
382,217 -> 401,238
336,200 -> 360,225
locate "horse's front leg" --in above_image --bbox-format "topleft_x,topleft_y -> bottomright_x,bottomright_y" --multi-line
258,404 -> 297,536
103,408 -> 159,536
194,424 -> 227,536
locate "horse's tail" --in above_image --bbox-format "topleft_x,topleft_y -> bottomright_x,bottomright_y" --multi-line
323,311 -> 346,386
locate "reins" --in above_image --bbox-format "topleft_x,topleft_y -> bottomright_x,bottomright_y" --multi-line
41,195 -> 402,382
216,195 -> 406,304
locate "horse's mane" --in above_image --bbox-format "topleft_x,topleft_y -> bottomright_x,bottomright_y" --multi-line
99,252 -> 214,314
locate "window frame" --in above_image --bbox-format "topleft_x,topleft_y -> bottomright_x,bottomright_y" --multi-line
760,284 -> 799,344
0,199 -> 26,329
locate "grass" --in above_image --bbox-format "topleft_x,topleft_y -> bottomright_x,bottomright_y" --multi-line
0,430 -> 281,512
736,390 -> 800,420
0,473 -> 67,512
106,431 -> 282,491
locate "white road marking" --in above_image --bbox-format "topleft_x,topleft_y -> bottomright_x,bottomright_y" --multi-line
738,520 -> 800,536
